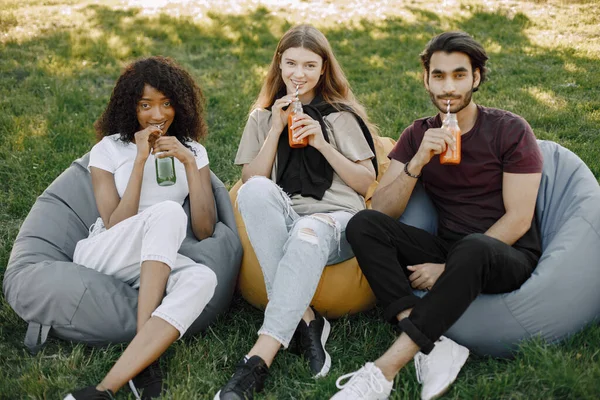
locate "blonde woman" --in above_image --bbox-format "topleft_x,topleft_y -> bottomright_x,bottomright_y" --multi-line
215,25 -> 378,399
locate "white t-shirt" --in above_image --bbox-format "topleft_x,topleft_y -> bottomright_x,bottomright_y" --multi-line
89,133 -> 209,213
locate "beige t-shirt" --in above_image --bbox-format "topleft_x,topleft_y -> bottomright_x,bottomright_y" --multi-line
235,108 -> 375,215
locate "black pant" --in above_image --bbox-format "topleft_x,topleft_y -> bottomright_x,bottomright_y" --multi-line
346,209 -> 538,354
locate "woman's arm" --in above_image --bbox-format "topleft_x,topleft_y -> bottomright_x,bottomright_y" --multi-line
154,136 -> 216,240
241,126 -> 281,182
91,160 -> 145,229
241,96 -> 297,182
316,146 -> 375,196
93,127 -> 161,229
185,163 -> 216,240
292,113 -> 376,196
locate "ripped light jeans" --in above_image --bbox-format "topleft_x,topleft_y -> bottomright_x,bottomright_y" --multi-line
237,176 -> 355,347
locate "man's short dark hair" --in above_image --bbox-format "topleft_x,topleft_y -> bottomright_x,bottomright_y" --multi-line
420,31 -> 489,92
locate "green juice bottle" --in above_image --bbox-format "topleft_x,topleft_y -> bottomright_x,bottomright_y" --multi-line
155,153 -> 176,186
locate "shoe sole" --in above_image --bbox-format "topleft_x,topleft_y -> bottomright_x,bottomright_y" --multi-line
64,396 -> 76,400
423,344 -> 469,400
313,318 -> 331,379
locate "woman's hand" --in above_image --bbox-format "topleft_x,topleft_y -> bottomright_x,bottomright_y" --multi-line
408,263 -> 445,291
292,114 -> 328,151
271,94 -> 297,134
153,136 -> 196,166
134,126 -> 163,161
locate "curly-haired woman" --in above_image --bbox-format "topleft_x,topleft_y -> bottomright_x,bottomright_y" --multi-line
215,25 -> 378,399
64,56 -> 217,400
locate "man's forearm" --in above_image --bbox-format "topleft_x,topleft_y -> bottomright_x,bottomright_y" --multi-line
372,170 -> 419,219
484,212 -> 533,246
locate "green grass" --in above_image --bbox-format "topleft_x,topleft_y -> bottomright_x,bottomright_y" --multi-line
1,0 -> 600,398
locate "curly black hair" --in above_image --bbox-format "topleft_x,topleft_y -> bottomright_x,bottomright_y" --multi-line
94,56 -> 207,144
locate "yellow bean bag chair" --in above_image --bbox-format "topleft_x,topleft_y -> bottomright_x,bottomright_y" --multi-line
229,136 -> 396,319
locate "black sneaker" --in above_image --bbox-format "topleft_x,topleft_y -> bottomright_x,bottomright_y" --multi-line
128,359 -> 165,399
293,308 -> 331,378
214,355 -> 269,400
63,386 -> 115,400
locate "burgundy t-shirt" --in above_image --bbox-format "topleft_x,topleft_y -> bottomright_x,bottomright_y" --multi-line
389,105 -> 543,256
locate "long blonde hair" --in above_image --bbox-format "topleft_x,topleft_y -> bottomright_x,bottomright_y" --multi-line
252,24 -> 378,136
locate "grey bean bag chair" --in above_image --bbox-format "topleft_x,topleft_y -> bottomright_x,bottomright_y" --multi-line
398,140 -> 600,357
3,154 -> 242,354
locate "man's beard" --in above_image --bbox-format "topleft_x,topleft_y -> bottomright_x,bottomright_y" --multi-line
428,86 -> 474,114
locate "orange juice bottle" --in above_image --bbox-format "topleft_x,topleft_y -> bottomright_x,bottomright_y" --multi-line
288,98 -> 307,148
440,113 -> 461,164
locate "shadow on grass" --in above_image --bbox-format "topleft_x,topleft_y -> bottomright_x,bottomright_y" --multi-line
0,4 -> 599,397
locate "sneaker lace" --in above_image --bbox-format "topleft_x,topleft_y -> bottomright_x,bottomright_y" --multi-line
300,326 -> 321,359
414,352 -> 428,384
335,366 -> 385,397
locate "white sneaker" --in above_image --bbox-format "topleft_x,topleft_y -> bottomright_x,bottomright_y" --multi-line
414,336 -> 469,400
330,362 -> 393,400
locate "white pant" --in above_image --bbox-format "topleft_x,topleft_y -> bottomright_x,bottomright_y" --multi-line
73,200 -> 217,337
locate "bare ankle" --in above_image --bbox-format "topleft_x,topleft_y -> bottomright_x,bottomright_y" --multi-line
302,307 -> 315,323
396,308 -> 413,322
247,350 -> 273,367
373,360 -> 396,382
248,335 -> 282,367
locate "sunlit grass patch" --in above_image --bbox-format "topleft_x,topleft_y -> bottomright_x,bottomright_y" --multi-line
525,87 -> 568,111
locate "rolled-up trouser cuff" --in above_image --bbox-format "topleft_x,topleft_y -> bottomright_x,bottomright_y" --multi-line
396,318 -> 435,354
384,295 -> 422,324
